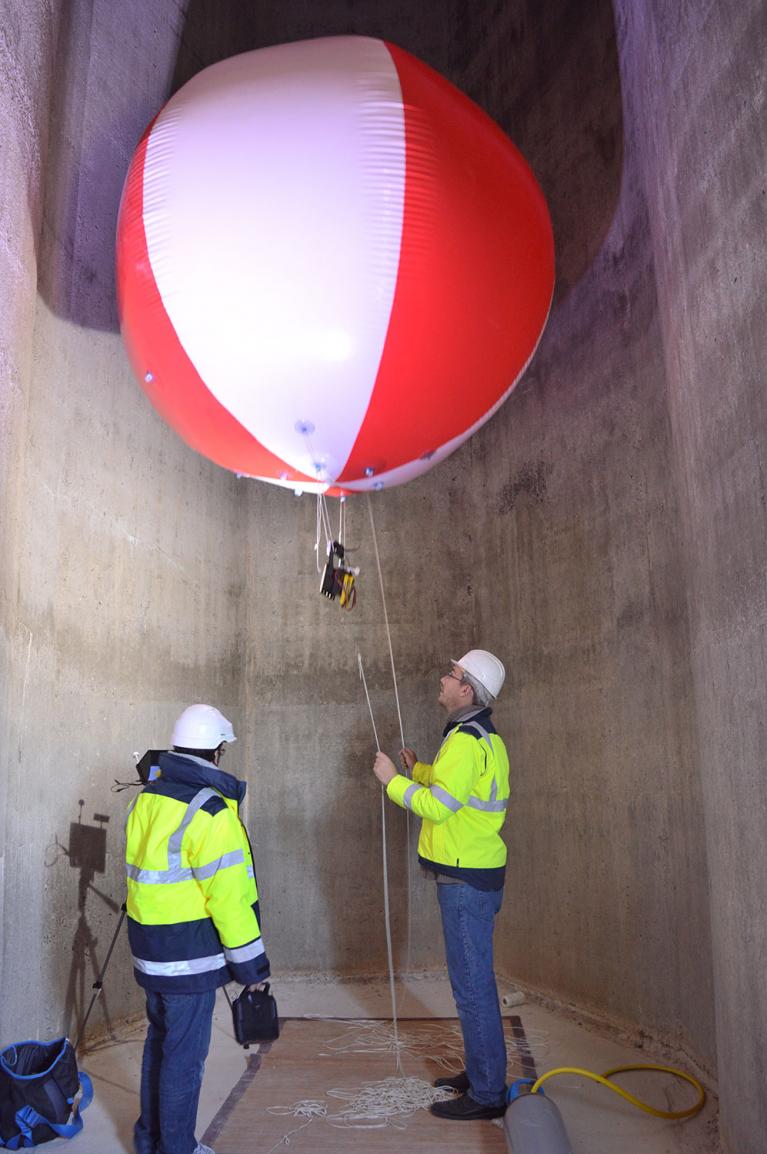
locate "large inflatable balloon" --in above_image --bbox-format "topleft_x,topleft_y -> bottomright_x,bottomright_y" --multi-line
116,36 -> 554,495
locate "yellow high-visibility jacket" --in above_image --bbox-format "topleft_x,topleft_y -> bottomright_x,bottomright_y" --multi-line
386,708 -> 510,889
125,752 -> 269,991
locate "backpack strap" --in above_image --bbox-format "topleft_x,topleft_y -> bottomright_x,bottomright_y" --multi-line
1,1072 -> 93,1148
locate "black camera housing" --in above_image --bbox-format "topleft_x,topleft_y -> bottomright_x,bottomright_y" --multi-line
136,750 -> 166,784
231,984 -> 280,1048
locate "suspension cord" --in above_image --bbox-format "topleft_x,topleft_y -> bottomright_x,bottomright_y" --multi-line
365,495 -> 406,748
320,493 -> 334,543
315,493 -> 337,574
366,494 -> 413,970
338,495 -> 346,546
357,652 -> 381,750
358,654 -> 403,1074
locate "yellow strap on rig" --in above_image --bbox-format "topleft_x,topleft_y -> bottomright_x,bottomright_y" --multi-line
339,570 -> 357,610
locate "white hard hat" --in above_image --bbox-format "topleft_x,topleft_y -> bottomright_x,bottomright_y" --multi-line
171,704 -> 236,749
451,650 -> 506,699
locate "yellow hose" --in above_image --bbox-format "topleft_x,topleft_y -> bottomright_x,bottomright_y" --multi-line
529,1063 -> 706,1120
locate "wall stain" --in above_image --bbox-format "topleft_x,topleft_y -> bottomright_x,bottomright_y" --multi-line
497,461 -> 550,515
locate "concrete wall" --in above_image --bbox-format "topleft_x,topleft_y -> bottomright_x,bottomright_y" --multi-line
0,0 -> 60,1039
235,0 -> 717,1070
2,1 -> 767,1151
0,0 -> 245,1041
454,0 -> 718,1066
615,4 -> 767,1150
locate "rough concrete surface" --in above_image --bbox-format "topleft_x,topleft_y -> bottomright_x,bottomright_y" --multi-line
1,1 -> 766,1152
615,4 -> 767,1150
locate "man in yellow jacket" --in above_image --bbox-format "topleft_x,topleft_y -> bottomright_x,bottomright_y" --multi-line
126,704 -> 269,1154
373,650 -> 509,1121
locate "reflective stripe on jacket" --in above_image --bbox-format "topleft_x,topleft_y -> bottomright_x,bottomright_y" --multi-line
386,707 -> 510,887
125,752 -> 269,992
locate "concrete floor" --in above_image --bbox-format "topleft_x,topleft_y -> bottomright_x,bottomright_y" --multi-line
62,977 -> 719,1154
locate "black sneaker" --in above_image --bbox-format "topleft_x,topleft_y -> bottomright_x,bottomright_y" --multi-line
433,1070 -> 470,1092
430,1093 -> 506,1121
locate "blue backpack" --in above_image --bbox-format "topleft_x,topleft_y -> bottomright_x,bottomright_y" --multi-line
0,1038 -> 92,1149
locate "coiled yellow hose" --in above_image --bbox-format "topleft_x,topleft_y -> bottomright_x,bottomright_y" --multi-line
530,1063 -> 706,1120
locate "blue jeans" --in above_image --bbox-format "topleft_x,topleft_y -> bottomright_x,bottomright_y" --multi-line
134,989 -> 216,1154
437,882 -> 506,1106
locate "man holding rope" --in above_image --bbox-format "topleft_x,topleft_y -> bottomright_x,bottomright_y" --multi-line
373,649 -> 510,1121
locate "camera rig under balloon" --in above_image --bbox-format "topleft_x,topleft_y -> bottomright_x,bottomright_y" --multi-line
320,540 -> 358,609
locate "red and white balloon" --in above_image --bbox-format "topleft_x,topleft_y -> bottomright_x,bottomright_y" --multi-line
116,36 -> 554,495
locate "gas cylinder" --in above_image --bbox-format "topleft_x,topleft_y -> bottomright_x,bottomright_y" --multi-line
504,1086 -> 575,1154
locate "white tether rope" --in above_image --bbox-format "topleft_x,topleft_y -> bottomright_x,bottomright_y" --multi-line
365,494 -> 406,749
315,493 -> 335,573
365,493 -> 413,970
358,653 -> 401,1074
261,1019 -> 550,1147
264,497 -> 451,1148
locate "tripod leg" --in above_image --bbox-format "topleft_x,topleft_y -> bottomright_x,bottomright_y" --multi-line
74,905 -> 127,1051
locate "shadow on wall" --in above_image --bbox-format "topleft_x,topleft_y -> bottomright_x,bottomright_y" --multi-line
169,0 -> 447,94
450,0 -> 624,306
46,804 -> 122,1044
170,0 -> 261,93
37,0 -> 184,332
36,0 -> 448,333
37,0 -> 622,332
38,3 -> 123,333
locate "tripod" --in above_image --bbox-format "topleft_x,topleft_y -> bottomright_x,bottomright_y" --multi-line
73,902 -> 127,1052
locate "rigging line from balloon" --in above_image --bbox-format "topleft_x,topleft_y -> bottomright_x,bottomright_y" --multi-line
320,492 -> 333,542
357,652 -> 381,751
358,652 -> 402,1075
366,492 -> 413,971
319,493 -> 334,544
314,492 -> 336,573
314,496 -> 324,573
366,493 -> 406,750
338,494 -> 346,546
316,496 -> 329,571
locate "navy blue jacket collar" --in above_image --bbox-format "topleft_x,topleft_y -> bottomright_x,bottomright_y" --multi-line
157,751 -> 247,804
442,705 -> 494,739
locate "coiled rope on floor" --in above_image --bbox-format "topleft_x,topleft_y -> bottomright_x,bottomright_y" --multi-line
316,1017 -> 552,1071
325,1076 -> 454,1127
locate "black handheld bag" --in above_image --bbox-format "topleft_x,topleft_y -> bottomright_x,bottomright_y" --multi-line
0,1037 -> 93,1148
230,984 -> 280,1048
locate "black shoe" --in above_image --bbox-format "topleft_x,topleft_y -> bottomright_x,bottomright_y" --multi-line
433,1070 -> 470,1092
430,1092 -> 506,1121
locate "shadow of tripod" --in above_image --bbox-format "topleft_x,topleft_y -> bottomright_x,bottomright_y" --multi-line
49,802 -> 125,1050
